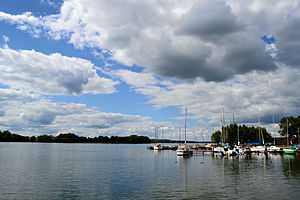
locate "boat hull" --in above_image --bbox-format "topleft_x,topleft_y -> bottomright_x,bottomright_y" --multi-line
284,149 -> 296,154
177,150 -> 193,156
153,144 -> 163,150
267,146 -> 281,153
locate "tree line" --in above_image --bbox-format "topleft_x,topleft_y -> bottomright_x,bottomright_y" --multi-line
211,123 -> 272,146
279,116 -> 300,144
211,115 -> 300,145
0,131 -> 151,144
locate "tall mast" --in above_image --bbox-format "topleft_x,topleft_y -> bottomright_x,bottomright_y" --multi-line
257,115 -> 264,145
286,118 -> 289,147
237,124 -> 240,145
237,115 -> 240,146
273,115 -> 275,145
222,107 -> 225,145
178,127 -> 181,144
258,115 -> 261,143
184,107 -> 187,145
155,124 -> 157,143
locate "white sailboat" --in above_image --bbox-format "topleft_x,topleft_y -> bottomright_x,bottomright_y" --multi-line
214,107 -> 226,155
177,107 -> 193,156
153,124 -> 163,150
251,115 -> 266,153
268,115 -> 281,153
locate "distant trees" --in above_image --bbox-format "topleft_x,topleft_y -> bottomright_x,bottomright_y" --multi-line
211,130 -> 221,143
278,116 -> 300,144
37,135 -> 56,143
0,131 -> 151,144
0,130 -> 30,142
98,135 -> 151,143
211,123 -> 272,146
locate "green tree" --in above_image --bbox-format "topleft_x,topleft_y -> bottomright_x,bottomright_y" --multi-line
211,123 -> 272,146
29,136 -> 36,142
37,135 -> 55,143
211,130 -> 221,143
56,133 -> 81,143
279,116 -> 300,144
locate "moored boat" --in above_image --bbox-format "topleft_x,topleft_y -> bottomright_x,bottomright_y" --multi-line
283,148 -> 296,154
283,119 -> 296,155
153,143 -> 163,150
267,146 -> 281,153
213,146 -> 226,156
177,145 -> 193,156
250,145 -> 266,153
177,107 -> 193,157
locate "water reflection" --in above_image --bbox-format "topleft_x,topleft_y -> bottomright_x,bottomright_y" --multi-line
177,157 -> 190,196
1,143 -> 300,199
282,154 -> 300,179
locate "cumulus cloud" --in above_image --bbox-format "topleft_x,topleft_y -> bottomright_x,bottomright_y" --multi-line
113,70 -> 158,88
77,112 -> 145,129
2,35 -> 9,43
40,0 -> 63,9
0,47 -> 117,95
0,99 -> 150,135
0,88 -> 39,102
1,0 -> 300,138
1,0 -> 293,81
175,0 -> 243,40
120,64 -> 300,131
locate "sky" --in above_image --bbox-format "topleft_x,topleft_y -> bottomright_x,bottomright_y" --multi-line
0,0 -> 300,140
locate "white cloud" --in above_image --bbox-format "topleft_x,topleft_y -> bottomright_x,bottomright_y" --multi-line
0,47 -> 117,95
0,99 -> 151,136
113,70 -> 158,88
40,0 -> 62,9
1,0 -> 300,138
2,0 -> 297,81
122,64 -> 300,130
0,88 -> 39,102
2,35 -> 9,43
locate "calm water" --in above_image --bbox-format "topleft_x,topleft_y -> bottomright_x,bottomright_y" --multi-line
0,143 -> 300,199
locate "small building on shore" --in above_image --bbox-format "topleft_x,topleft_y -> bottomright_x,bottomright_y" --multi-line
272,135 -> 287,146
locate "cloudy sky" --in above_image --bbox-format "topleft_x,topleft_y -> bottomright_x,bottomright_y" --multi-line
0,0 -> 299,140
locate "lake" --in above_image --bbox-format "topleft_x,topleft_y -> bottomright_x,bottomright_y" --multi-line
0,143 -> 299,199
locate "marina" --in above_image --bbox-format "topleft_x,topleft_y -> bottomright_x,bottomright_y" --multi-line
148,143 -> 300,156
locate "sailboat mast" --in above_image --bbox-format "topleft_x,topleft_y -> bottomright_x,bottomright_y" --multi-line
237,115 -> 239,145
178,127 -> 181,144
286,118 -> 289,147
258,116 -> 261,143
155,124 -> 158,143
273,115 -> 275,145
222,107 -> 224,145
237,124 -> 240,145
257,115 -> 264,145
184,107 -> 187,145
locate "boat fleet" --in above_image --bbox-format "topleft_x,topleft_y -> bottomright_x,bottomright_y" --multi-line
148,143 -> 300,157
148,107 -> 300,157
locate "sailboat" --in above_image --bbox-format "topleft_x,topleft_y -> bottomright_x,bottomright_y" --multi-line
214,107 -> 226,155
153,125 -> 163,150
267,115 -> 281,153
251,115 -> 266,153
283,118 -> 296,154
177,107 -> 193,156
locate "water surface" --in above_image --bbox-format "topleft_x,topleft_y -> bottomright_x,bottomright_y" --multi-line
0,143 -> 299,199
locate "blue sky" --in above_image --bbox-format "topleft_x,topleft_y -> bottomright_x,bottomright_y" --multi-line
0,0 -> 300,140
